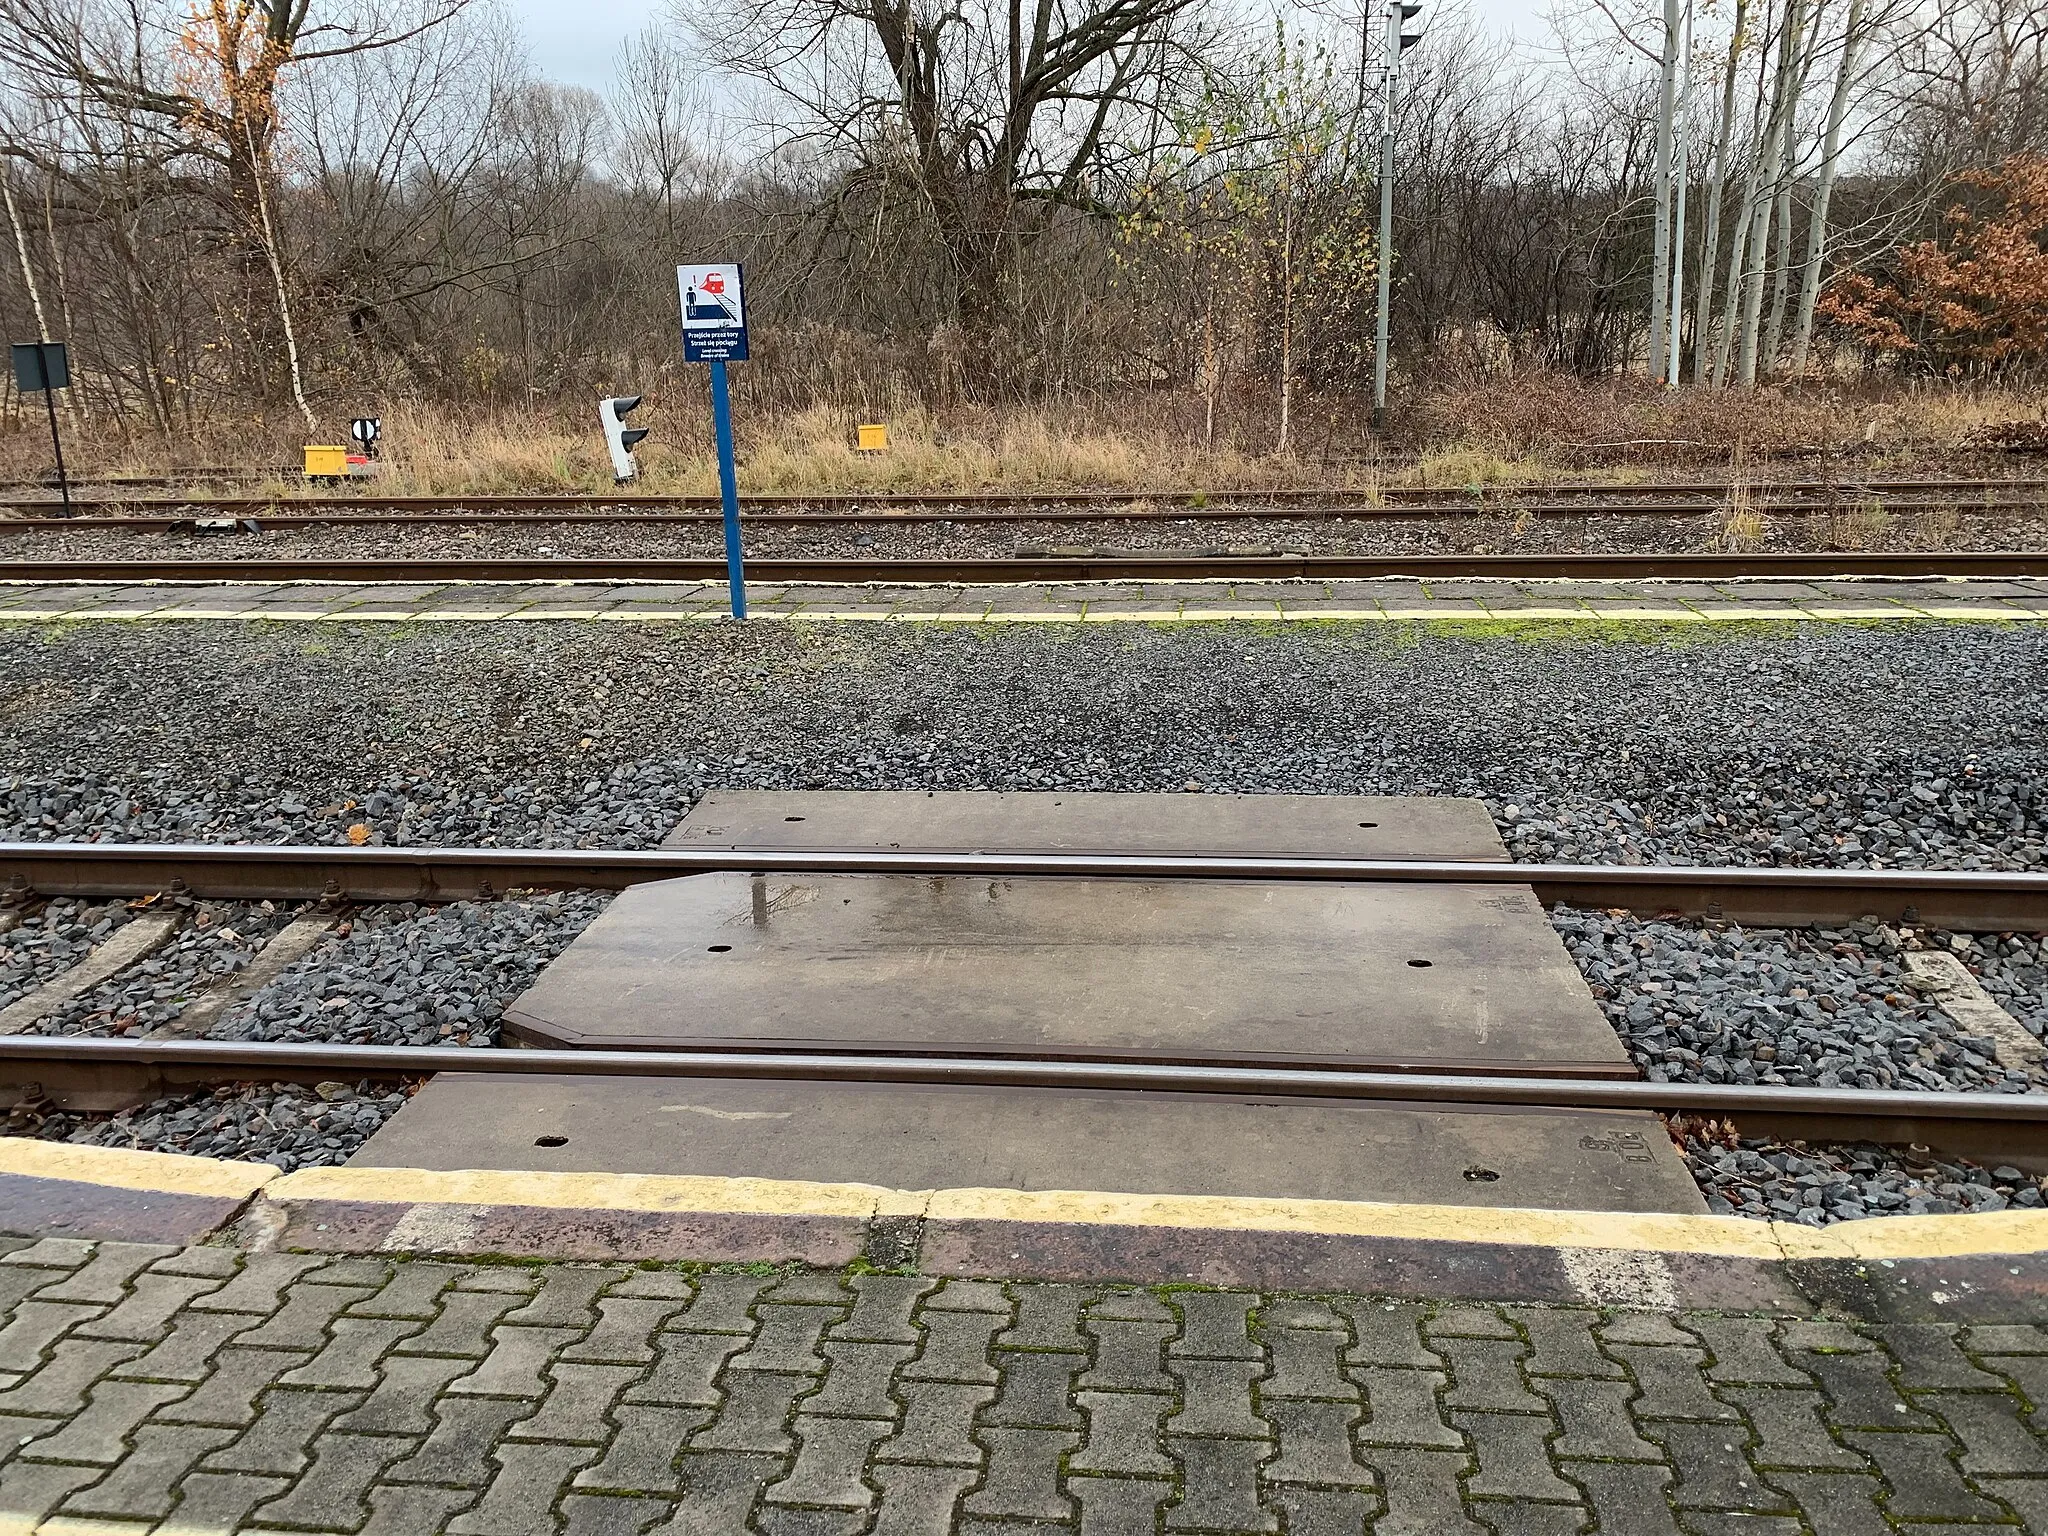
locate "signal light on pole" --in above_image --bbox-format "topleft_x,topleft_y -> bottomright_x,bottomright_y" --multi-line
601,395 -> 649,483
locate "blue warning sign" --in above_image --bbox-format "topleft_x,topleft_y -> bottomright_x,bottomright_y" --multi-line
678,264 -> 749,362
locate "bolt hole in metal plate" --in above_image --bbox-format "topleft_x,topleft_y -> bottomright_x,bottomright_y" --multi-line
1407,958 -> 1433,968
534,1135 -> 568,1148
1463,1165 -> 1501,1182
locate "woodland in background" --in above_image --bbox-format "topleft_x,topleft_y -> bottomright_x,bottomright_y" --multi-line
0,0 -> 2043,465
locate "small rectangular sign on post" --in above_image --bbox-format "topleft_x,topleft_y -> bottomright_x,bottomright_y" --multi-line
10,340 -> 72,517
679,264 -> 750,618
11,340 -> 69,393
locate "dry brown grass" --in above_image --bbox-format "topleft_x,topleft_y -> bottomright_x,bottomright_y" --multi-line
3,369 -> 2043,494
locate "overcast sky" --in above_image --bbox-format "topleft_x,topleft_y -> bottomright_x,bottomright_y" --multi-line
513,0 -> 1548,91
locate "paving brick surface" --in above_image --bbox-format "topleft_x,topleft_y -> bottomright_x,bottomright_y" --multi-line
2,1244 -> 2047,1532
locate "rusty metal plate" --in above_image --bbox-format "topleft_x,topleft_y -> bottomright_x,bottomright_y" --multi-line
500,871 -> 1631,1071
354,1073 -> 1706,1214
663,791 -> 1508,861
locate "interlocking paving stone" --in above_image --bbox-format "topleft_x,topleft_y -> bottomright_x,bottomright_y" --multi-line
0,1339 -> 146,1418
1079,1317 -> 1175,1393
1173,1293 -> 1261,1359
1355,1367 -> 1463,1449
1263,1398 -> 1374,1487
1168,1434 -> 1278,1531
33,1244 -> 178,1307
802,1340 -> 914,1419
251,1430 -> 417,1530
982,1350 -> 1085,1428
766,1416 -> 890,1507
1685,1318 -> 1811,1387
730,1303 -> 836,1373
201,1387 -> 360,1475
1875,1323 -> 2006,1390
448,1324 -> 584,1397
1440,1338 -> 1544,1414
625,1331 -> 746,1407
660,1449 -> 783,1532
15,1252 -> 2048,1534
1168,1357 -> 1271,1439
15,1378 -> 185,1464
1271,1485 -> 1378,1536
331,1352 -> 480,1435
689,1368 -> 807,1456
1642,1420 -> 1791,1512
565,1297 -> 683,1364
1455,1409 -> 1578,1501
0,1303 -> 103,1375
832,1275 -> 934,1344
963,1426 -> 1078,1521
1263,1322 -> 1359,1401
574,1404 -> 709,1494
69,1275 -> 222,1344
152,1346 -> 308,1425
53,1422 -> 235,1519
1764,1471 -> 1893,1536
878,1381 -> 995,1467
447,1439 -> 602,1536
1336,1302 -> 1442,1369
394,1289 -> 532,1358
510,1362 -> 644,1444
903,1309 -> 1003,1384
667,1274 -> 769,1334
384,1396 -> 534,1486
1715,1386 -> 1863,1470
1070,1390 -> 1174,1477
278,1315 -> 423,1389
348,1260 -> 464,1320
1367,1446 -> 1486,1535
1606,1343 -> 1742,1422
162,1468 -> 292,1530
1509,1308 -> 1626,1380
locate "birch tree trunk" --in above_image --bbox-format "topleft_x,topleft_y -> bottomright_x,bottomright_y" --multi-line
1,175 -> 75,424
1649,0 -> 1681,380
1692,0 -> 1750,382
1735,0 -> 1803,385
1761,0 -> 1827,371
1786,0 -> 1867,375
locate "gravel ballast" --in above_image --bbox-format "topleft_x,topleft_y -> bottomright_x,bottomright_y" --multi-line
1553,911 -> 2043,1093
2,503 -> 2045,562
0,619 -> 2042,870
23,1080 -> 412,1171
1674,1125 -> 2047,1221
0,899 -> 135,1012
211,890 -> 610,1046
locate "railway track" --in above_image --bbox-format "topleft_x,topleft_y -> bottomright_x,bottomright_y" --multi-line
2,476 -> 2046,530
3,840 -> 2047,1164
5,551 -> 2048,582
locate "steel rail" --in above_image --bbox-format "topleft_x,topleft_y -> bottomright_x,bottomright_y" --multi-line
3,843 -> 2043,929
6,551 -> 2048,584
3,1036 -> 2046,1151
2,477 -> 2046,518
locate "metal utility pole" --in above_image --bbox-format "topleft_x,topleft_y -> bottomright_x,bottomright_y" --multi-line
1372,0 -> 1421,433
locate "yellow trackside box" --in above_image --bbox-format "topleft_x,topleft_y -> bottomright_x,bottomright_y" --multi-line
856,423 -> 889,452
304,445 -> 350,477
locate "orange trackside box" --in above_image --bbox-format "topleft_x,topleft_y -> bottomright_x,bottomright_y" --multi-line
304,445 -> 349,477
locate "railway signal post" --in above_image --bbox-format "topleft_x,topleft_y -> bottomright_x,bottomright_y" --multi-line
678,264 -> 751,619
10,340 -> 72,517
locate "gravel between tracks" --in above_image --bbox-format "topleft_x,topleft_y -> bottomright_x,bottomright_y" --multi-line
4,505 -> 2047,562
1,900 -> 135,1012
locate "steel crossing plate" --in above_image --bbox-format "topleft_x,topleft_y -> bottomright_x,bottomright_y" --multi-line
500,871 -> 1633,1072
355,1074 -> 1707,1214
662,791 -> 1508,860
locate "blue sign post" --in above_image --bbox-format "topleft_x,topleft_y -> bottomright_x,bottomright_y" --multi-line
678,265 -> 750,619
